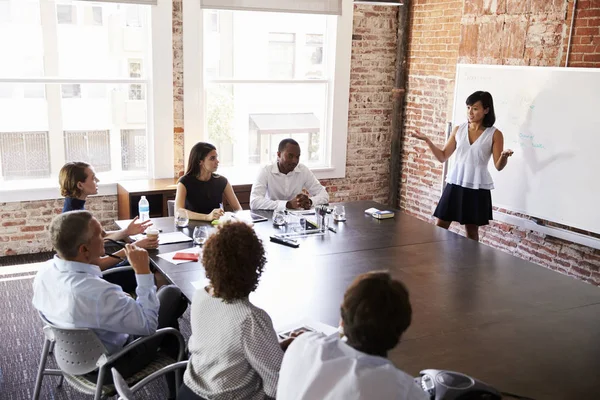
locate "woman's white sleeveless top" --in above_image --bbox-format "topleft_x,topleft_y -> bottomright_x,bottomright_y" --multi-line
445,123 -> 496,190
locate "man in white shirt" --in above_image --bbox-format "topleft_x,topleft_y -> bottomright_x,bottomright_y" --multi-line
277,272 -> 429,400
32,211 -> 186,399
250,138 -> 329,210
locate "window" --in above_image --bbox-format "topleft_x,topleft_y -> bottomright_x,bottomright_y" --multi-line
121,128 -> 146,171
305,34 -> 324,79
61,84 -> 81,98
128,59 -> 144,100
0,0 -> 10,23
92,6 -> 103,26
56,4 -> 75,24
0,132 -> 50,179
64,130 -> 111,172
125,5 -> 141,27
208,10 -> 218,32
183,1 -> 352,181
0,0 -> 173,193
268,32 -> 296,79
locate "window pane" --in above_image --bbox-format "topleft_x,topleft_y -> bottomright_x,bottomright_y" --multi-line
64,130 -> 111,172
121,129 -> 146,171
0,131 -> 50,179
204,10 -> 328,80
206,82 -> 327,168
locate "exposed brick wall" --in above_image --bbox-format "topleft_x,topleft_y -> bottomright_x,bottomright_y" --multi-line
562,0 -> 600,67
0,196 -> 118,256
321,5 -> 398,203
173,0 -> 185,177
401,0 -> 600,285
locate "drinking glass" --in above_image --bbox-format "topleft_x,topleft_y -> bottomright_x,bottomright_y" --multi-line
175,209 -> 189,228
333,205 -> 346,221
193,226 -> 208,245
273,210 -> 286,227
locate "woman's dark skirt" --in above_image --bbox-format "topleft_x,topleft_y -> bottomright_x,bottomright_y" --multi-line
433,183 -> 493,226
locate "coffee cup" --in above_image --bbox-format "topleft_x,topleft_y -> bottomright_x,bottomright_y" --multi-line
146,227 -> 159,241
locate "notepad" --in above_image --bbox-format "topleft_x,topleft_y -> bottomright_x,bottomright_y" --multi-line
131,231 -> 193,245
172,252 -> 199,261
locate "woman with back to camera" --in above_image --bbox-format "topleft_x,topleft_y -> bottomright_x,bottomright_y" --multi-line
412,91 -> 513,241
179,221 -> 290,400
175,142 -> 242,222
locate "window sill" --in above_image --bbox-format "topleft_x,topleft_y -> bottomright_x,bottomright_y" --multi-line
0,180 -> 118,204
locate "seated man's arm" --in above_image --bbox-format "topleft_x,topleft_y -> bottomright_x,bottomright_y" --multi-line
250,168 -> 287,210
94,245 -> 159,336
304,169 -> 329,206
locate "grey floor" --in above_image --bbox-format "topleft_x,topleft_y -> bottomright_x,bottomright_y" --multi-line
0,264 -> 192,399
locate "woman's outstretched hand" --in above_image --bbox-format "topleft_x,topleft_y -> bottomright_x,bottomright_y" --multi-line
501,149 -> 514,158
411,132 -> 428,141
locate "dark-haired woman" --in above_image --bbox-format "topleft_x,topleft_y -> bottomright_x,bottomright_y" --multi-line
412,91 -> 513,241
175,142 -> 242,221
179,222 -> 286,400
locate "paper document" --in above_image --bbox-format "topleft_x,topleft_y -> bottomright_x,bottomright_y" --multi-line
131,231 -> 193,245
157,247 -> 200,265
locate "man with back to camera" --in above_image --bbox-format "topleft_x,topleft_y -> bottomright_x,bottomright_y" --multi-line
276,271 -> 429,400
250,138 -> 329,211
32,211 -> 187,399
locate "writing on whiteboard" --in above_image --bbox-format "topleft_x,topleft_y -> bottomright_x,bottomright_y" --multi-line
513,132 -> 546,150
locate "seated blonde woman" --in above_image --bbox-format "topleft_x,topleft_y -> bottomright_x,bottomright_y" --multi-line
59,161 -> 157,272
179,222 -> 288,400
175,142 -> 242,222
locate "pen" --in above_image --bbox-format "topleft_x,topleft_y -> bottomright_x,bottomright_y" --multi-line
328,226 -> 337,233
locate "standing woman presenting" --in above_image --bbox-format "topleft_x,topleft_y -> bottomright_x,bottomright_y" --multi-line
412,91 -> 513,241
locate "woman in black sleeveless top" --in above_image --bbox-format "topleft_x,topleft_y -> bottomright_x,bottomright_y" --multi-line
175,142 -> 242,221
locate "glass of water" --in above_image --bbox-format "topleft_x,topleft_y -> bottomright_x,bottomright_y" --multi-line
273,210 -> 286,227
193,226 -> 209,246
175,209 -> 189,228
333,205 -> 346,221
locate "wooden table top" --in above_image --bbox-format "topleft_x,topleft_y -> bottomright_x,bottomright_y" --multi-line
117,200 -> 600,399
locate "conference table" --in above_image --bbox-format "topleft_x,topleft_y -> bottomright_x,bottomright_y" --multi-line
117,201 -> 600,400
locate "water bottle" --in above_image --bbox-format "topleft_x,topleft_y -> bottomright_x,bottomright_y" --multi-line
138,195 -> 150,222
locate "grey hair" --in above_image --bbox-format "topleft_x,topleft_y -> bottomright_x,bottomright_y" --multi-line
50,211 -> 95,259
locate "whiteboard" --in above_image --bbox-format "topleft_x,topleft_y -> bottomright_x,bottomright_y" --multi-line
451,64 -> 600,235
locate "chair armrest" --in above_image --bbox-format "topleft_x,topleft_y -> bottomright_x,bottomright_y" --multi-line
101,266 -> 134,277
127,360 -> 189,394
98,327 -> 185,367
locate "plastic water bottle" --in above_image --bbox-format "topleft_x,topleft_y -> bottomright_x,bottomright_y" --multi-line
138,196 -> 150,222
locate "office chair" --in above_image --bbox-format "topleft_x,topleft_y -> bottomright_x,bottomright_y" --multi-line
112,361 -> 189,400
33,313 -> 185,400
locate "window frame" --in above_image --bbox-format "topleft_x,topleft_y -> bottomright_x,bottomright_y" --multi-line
182,0 -> 352,181
0,0 -> 174,202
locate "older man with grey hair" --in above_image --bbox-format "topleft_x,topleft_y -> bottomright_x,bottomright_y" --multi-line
32,211 -> 186,399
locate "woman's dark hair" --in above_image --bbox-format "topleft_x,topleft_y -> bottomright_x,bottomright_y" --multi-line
59,161 -> 91,198
202,221 -> 266,302
466,91 -> 496,127
341,271 -> 412,358
184,142 -> 217,178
